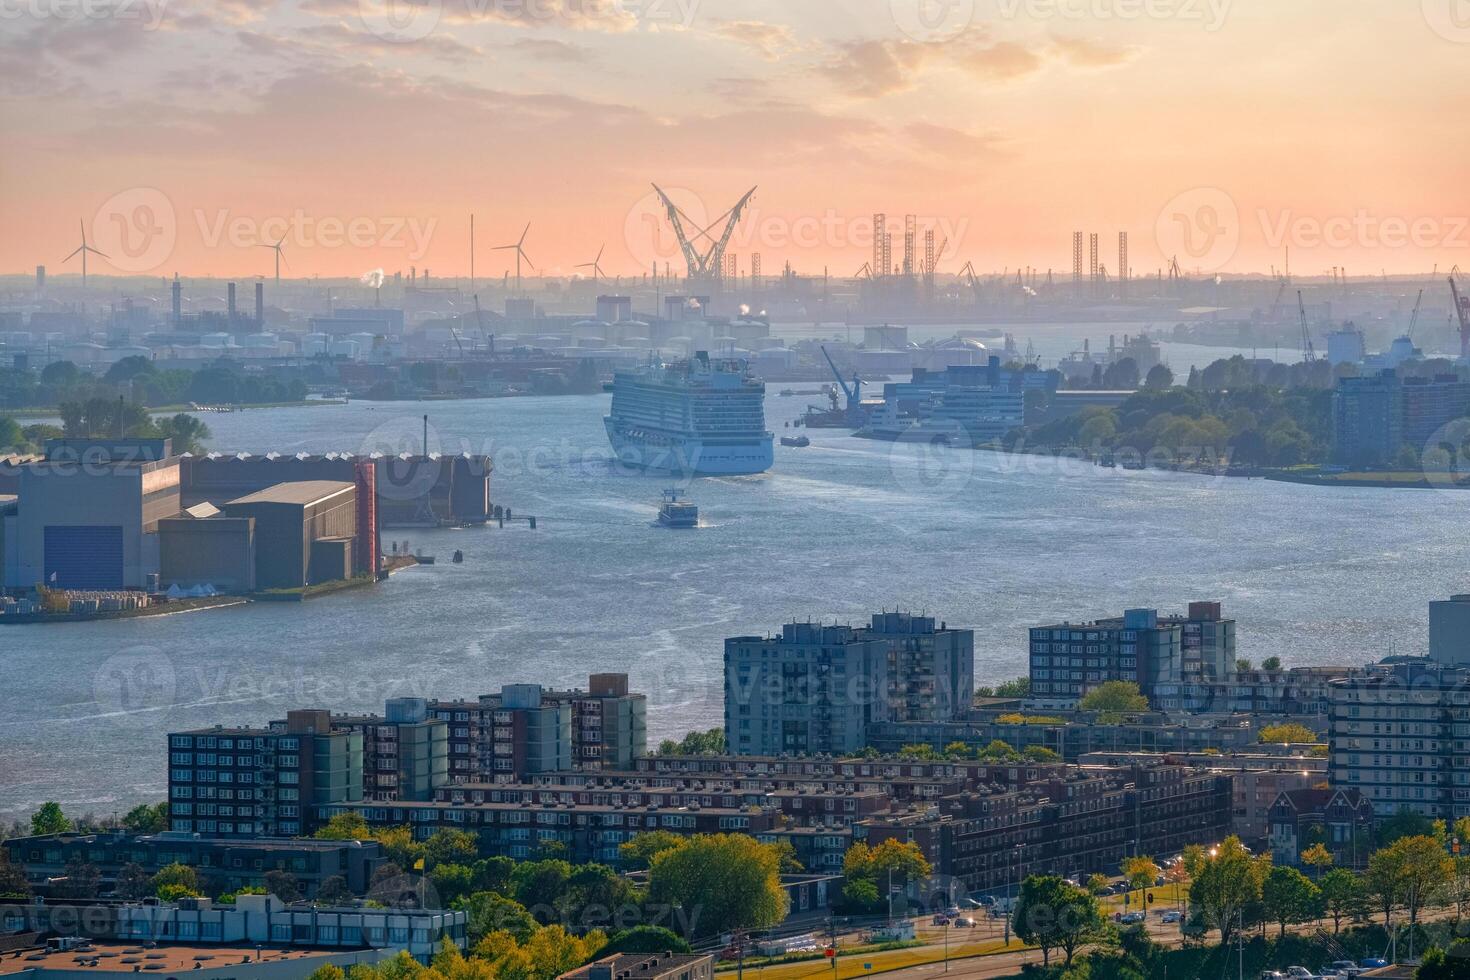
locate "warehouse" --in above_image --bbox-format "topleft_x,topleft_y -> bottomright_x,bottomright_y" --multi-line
6,438 -> 180,590
221,481 -> 357,590
157,502 -> 256,593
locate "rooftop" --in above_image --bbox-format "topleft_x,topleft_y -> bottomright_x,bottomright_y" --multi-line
0,942 -> 335,976
225,480 -> 355,508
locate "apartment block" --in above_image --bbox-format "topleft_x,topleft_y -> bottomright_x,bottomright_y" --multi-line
724,614 -> 974,756
1029,601 -> 1236,701
1328,660 -> 1470,821
299,699 -> 449,802
167,709 -> 363,838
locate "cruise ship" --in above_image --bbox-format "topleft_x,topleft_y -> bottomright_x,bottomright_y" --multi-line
605,352 -> 774,475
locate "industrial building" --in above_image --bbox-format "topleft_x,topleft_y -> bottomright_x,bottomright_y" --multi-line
3,439 -> 180,590
221,481 -> 357,590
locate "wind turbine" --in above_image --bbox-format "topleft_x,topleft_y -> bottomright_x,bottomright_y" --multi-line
493,222 -> 534,294
576,244 -> 606,289
257,237 -> 287,285
63,219 -> 108,290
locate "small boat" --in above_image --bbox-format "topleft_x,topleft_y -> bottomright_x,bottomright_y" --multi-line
417,555 -> 437,565
780,435 -> 811,448
779,389 -> 796,397
657,488 -> 699,529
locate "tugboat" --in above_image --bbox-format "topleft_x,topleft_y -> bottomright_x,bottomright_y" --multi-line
657,488 -> 699,528
780,435 -> 811,448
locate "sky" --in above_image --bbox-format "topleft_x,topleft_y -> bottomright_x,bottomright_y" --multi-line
2,0 -> 1469,281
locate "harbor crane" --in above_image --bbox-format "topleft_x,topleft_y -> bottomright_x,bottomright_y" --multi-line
1406,288 -> 1424,340
651,184 -> 757,282
820,344 -> 862,419
1298,290 -> 1316,362
1451,276 -> 1470,359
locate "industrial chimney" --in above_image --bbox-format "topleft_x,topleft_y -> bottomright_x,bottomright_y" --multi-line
227,281 -> 237,321
171,274 -> 182,325
255,280 -> 264,327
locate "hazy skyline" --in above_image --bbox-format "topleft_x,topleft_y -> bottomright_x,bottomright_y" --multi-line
4,0 -> 1469,281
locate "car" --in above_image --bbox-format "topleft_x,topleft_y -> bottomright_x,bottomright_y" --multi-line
943,906 -> 960,917
1359,960 -> 1388,970
1119,912 -> 1145,925
1328,962 -> 1362,977
1259,973 -> 1287,980
952,917 -> 977,928
972,895 -> 996,907
931,914 -> 949,926
1284,968 -> 1316,980
1160,911 -> 1183,923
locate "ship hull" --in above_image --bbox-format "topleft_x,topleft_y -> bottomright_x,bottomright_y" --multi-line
606,419 -> 773,475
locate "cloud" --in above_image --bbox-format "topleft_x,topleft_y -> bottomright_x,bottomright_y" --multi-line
708,19 -> 800,60
509,36 -> 592,61
823,30 -> 1134,99
903,122 -> 1007,161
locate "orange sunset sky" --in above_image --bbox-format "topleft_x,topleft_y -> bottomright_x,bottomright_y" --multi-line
3,0 -> 1469,281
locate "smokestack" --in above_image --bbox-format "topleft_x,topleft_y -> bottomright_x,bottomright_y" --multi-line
255,280 -> 264,327
227,282 -> 237,320
171,274 -> 182,325
35,265 -> 45,291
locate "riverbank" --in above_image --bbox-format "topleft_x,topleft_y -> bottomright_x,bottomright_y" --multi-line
0,595 -> 247,624
0,399 -> 344,420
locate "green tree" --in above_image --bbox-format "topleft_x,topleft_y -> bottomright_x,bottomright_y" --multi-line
1371,834 -> 1453,936
978,739 -> 1021,762
460,893 -> 537,946
151,862 -> 200,897
1144,364 -> 1174,389
1319,867 -> 1365,934
1261,656 -> 1283,671
1258,722 -> 1318,744
1012,875 -> 1106,968
422,828 -> 480,870
30,802 -> 70,836
1301,843 -> 1333,878
0,417 -> 23,453
1261,865 -> 1319,937
317,875 -> 353,905
1122,856 -> 1160,913
314,812 -> 370,840
122,802 -> 169,834
1188,836 -> 1267,945
154,413 -> 211,454
618,831 -> 685,871
509,859 -> 573,913
115,862 -> 152,900
1078,681 -> 1149,720
265,869 -> 302,903
655,729 -> 724,756
1417,942 -> 1470,980
647,834 -> 787,938
1023,745 -> 1062,763
601,925 -> 691,955
993,677 -> 1031,698
1379,808 -> 1436,846
57,857 -> 100,899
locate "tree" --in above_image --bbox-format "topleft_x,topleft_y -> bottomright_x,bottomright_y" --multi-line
57,857 -> 100,899
1261,866 -> 1319,937
1086,873 -> 1111,896
422,828 -> 480,871
30,802 -> 70,836
1144,364 -> 1174,389
994,677 -> 1031,698
617,830 -> 684,871
461,893 -> 538,946
265,870 -> 302,903
372,826 -> 425,870
154,413 -> 211,455
602,925 -> 691,955
943,741 -> 972,760
769,839 -> 804,874
1301,843 -> 1333,878
1319,868 -> 1364,934
647,834 -> 787,938
1379,809 -> 1436,846
314,812 -> 370,840
978,739 -> 1021,762
1079,681 -> 1149,720
1258,723 -> 1318,744
1418,942 -> 1470,980
317,875 -> 353,905
40,361 -> 80,386
115,862 -> 152,900
1024,745 -> 1062,763
1261,656 -> 1282,671
509,859 -> 573,915
1122,856 -> 1160,913
1371,835 -> 1453,937
0,417 -> 23,453
655,729 -> 724,756
151,862 -> 200,897
1188,836 -> 1267,946
1012,875 -> 1106,967
122,802 -> 169,834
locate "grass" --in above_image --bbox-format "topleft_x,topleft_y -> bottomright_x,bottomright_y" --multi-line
719,935 -> 1022,980
253,574 -> 375,601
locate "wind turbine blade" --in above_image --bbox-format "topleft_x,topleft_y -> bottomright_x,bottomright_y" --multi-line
278,249 -> 291,272
492,244 -> 517,251
520,250 -> 535,271
86,245 -> 110,260
64,245 -> 84,262
275,236 -> 286,248
518,222 -> 531,246
595,244 -> 605,263
79,218 -> 86,245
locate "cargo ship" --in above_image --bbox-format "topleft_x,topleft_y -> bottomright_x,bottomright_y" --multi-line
605,352 -> 774,475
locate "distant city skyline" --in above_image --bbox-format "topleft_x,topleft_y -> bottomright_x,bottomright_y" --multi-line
4,1 -> 1469,279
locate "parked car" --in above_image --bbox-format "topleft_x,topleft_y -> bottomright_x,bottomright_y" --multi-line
1159,910 -> 1183,923
1119,912 -> 1146,925
943,906 -> 960,917
1284,968 -> 1316,980
1359,960 -> 1388,969
1328,962 -> 1362,977
952,917 -> 977,928
932,914 -> 949,926
1259,973 -> 1287,980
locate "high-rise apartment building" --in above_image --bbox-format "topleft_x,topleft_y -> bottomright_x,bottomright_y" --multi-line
167,709 -> 363,838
